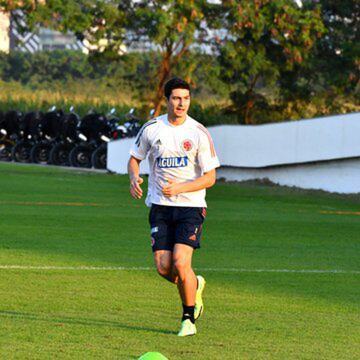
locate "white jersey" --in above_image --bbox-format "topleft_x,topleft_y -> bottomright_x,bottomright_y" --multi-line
129,114 -> 220,207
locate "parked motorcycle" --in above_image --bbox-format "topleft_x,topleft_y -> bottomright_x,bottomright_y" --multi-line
91,108 -> 127,169
69,111 -> 110,168
123,108 -> 142,138
49,106 -> 80,166
30,107 -> 64,164
0,110 -> 22,161
12,110 -> 43,163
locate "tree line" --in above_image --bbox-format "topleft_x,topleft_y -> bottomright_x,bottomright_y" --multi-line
0,0 -> 359,124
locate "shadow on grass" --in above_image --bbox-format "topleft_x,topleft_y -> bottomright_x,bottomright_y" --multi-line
0,310 -> 177,336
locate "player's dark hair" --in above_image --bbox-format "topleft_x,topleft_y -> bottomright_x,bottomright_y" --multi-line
164,77 -> 191,100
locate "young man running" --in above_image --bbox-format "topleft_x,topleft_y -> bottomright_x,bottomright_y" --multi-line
128,77 -> 220,336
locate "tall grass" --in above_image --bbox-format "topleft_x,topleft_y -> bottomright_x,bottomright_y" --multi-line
1,80 -> 358,124
0,80 -> 137,116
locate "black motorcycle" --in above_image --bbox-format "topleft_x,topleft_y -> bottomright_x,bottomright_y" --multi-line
0,110 -> 22,162
123,108 -> 142,138
30,107 -> 64,164
106,108 -> 128,140
12,111 -> 43,163
69,112 -> 110,168
49,107 -> 80,166
91,108 -> 128,169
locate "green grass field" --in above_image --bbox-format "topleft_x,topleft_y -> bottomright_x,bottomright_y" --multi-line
0,163 -> 359,359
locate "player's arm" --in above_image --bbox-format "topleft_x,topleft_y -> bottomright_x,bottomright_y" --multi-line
128,121 -> 153,199
162,169 -> 216,197
128,156 -> 144,199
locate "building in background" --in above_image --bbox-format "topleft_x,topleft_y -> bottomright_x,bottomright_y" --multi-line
0,11 -> 10,53
7,10 -> 84,53
0,11 -> 149,54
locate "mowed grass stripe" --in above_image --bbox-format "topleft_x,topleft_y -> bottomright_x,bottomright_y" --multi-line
0,265 -> 359,274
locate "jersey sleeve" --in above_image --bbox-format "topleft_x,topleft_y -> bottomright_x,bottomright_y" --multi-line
197,126 -> 220,173
129,124 -> 151,160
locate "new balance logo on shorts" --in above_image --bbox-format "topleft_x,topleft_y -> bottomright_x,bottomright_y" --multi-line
157,156 -> 188,168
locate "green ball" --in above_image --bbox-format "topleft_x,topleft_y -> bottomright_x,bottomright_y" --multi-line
138,352 -> 169,360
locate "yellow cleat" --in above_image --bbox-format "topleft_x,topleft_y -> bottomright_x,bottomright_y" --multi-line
177,319 -> 197,337
194,275 -> 206,320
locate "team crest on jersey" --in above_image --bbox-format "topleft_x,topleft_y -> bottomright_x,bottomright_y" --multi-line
157,156 -> 188,168
182,139 -> 193,152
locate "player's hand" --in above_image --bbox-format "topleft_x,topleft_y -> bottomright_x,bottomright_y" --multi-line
130,176 -> 144,199
162,179 -> 183,197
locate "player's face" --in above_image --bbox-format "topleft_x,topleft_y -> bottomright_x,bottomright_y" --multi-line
167,88 -> 191,120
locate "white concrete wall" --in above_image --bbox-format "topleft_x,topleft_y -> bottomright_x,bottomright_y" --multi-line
107,112 -> 360,193
108,137 -> 150,174
218,159 -> 360,194
211,112 -> 360,167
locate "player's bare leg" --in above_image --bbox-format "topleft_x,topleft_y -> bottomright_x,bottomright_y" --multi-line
172,244 -> 197,336
154,250 -> 178,283
172,244 -> 197,305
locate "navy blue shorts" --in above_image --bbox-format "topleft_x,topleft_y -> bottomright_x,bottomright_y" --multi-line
149,204 -> 207,252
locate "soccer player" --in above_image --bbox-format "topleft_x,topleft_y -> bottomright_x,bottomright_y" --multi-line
128,77 -> 220,336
